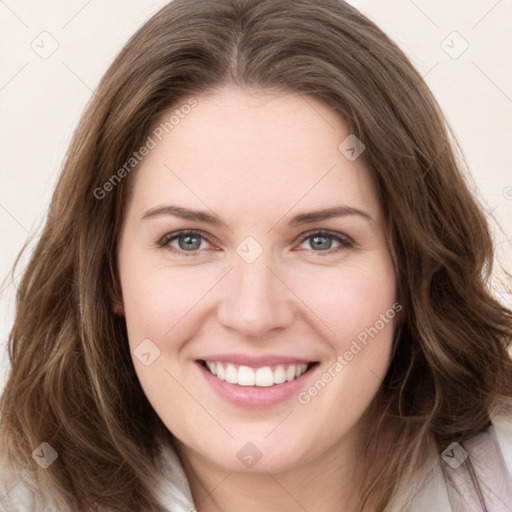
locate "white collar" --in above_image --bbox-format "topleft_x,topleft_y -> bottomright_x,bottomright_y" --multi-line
155,443 -> 196,511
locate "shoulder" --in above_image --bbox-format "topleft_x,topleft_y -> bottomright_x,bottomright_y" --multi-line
0,444 -> 195,512
0,461 -> 36,512
390,412 -> 512,511
492,412 -> 512,478
390,443 -> 452,512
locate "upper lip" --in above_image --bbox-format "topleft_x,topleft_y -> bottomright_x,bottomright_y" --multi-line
198,354 -> 316,368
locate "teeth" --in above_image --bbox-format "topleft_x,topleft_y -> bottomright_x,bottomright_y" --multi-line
255,367 -> 273,387
206,361 -> 217,375
238,366 -> 255,386
286,365 -> 296,382
205,361 -> 309,387
225,364 -> 237,384
274,365 -> 286,384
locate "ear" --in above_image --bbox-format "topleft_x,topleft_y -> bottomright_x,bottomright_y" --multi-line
112,298 -> 125,316
109,281 -> 125,316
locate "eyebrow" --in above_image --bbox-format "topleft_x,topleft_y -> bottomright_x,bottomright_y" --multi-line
140,204 -> 373,227
141,205 -> 229,227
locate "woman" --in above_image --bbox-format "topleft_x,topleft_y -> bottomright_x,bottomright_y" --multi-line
1,0 -> 511,510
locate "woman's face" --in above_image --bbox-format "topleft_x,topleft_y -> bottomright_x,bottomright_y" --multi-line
117,87 -> 398,473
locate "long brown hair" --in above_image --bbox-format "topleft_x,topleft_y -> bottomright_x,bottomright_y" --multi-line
1,0 -> 511,510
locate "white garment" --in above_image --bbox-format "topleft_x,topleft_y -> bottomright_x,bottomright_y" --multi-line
2,415 -> 512,511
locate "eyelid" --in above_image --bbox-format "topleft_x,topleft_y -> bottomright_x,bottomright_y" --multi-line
295,228 -> 352,243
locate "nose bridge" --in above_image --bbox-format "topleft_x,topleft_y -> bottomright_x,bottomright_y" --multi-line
234,255 -> 277,304
216,241 -> 294,336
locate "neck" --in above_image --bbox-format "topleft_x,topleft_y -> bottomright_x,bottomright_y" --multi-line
174,422 -> 372,512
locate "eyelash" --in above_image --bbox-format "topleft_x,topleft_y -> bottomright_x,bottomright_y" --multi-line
157,229 -> 354,258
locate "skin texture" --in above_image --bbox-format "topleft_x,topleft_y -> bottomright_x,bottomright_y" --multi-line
116,87 -> 398,511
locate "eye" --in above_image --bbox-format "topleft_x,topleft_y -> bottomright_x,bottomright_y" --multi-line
297,230 -> 353,254
158,230 -> 215,256
158,229 -> 354,257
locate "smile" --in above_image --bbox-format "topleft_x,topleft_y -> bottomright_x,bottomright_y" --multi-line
196,355 -> 320,407
203,361 -> 310,387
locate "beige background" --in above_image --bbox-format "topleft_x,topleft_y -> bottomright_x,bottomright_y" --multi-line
1,0 -> 511,389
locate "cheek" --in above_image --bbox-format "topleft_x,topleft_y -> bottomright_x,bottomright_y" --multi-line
289,261 -> 397,448
287,256 -> 398,420
120,264 -> 212,345
288,258 -> 397,348
118,265 -> 206,430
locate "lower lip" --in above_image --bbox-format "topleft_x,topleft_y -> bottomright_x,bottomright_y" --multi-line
197,362 -> 317,408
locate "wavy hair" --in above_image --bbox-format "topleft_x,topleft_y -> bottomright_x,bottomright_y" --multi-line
1,0 -> 512,510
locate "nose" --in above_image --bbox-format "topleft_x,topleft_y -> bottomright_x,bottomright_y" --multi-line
216,250 -> 295,339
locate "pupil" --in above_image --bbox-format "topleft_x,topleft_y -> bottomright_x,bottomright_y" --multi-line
312,235 -> 331,250
179,235 -> 201,250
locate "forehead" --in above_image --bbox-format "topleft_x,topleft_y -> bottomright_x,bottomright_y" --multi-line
128,87 -> 380,223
